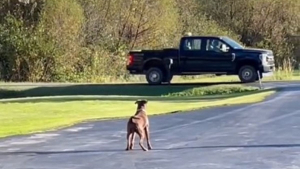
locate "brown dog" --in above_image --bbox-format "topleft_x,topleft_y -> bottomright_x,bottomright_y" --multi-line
126,99 -> 152,151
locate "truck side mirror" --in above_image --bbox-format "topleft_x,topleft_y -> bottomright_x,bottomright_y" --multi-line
221,44 -> 229,52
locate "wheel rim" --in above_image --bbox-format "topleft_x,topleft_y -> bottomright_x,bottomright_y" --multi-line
242,68 -> 253,80
149,71 -> 160,82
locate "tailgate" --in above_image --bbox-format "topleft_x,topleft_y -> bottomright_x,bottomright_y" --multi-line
126,52 -> 144,73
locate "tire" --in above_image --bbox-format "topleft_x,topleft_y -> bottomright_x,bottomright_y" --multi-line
238,65 -> 258,83
146,67 -> 164,85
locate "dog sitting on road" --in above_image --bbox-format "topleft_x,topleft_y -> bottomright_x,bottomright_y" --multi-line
126,99 -> 152,151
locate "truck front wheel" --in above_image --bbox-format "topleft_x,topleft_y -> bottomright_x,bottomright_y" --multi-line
146,67 -> 164,85
238,65 -> 258,83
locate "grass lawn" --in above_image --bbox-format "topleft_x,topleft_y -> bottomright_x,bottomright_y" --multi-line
92,70 -> 300,84
171,71 -> 300,83
0,70 -> 299,87
0,89 -> 276,138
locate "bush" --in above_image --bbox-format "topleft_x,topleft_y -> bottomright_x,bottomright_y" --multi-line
198,0 -> 300,70
0,14 -> 57,82
163,85 -> 259,97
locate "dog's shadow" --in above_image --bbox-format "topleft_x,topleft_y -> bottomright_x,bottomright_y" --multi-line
1,143 -> 300,156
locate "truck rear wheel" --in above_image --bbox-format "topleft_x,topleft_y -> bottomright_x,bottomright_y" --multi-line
238,65 -> 258,83
146,67 -> 164,85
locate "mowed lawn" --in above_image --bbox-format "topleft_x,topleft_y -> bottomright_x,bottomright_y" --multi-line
0,90 -> 275,138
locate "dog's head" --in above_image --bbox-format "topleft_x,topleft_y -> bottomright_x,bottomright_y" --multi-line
135,99 -> 148,109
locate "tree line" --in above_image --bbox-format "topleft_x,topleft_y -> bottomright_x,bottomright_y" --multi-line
0,0 -> 299,82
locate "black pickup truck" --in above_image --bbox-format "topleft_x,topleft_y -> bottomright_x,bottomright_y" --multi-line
126,35 -> 275,85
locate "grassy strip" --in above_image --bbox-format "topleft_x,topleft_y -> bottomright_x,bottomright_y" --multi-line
0,90 -> 276,138
0,69 -> 299,85
0,83 -> 260,99
163,84 -> 258,97
0,85 -> 262,102
171,70 -> 300,83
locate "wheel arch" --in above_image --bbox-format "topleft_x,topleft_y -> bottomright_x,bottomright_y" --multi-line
143,58 -> 166,73
236,59 -> 259,74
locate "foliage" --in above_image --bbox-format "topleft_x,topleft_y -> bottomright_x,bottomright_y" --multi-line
0,0 -> 299,82
163,85 -> 259,97
198,0 -> 300,69
0,14 -> 57,82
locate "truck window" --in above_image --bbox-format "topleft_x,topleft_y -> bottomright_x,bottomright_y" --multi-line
183,39 -> 202,50
206,39 -> 226,53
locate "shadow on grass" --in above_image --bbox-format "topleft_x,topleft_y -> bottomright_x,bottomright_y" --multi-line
0,82 -> 245,100
0,88 -> 276,104
1,143 -> 299,155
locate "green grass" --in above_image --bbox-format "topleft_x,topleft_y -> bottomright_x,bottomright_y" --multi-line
0,89 -> 276,138
0,82 -> 261,99
171,70 -> 300,83
1,69 -> 297,87
163,84 -> 259,97
0,82 -> 275,138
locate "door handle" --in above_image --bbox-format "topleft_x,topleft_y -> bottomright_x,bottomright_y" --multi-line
231,53 -> 236,62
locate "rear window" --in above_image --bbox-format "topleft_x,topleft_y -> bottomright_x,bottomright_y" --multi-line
183,39 -> 202,50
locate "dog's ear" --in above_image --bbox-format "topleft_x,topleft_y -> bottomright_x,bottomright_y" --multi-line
135,100 -> 140,104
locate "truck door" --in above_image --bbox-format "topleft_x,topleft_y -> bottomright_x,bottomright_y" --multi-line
179,37 -> 209,72
202,38 -> 236,72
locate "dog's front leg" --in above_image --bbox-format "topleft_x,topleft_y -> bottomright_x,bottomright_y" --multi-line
145,126 -> 152,150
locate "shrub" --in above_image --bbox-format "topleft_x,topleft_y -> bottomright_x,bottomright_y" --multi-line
163,85 -> 259,97
0,14 -> 57,82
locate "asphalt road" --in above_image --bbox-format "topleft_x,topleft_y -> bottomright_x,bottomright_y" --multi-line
1,82 -> 300,169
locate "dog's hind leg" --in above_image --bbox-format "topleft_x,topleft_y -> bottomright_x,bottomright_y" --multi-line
130,132 -> 135,150
126,131 -> 133,151
145,126 -> 152,150
137,128 -> 148,151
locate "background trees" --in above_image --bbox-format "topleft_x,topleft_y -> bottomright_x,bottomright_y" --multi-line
0,0 -> 299,82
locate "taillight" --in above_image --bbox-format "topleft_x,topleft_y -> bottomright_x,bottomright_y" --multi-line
127,55 -> 134,65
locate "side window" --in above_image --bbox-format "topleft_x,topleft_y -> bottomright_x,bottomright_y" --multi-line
183,39 -> 202,50
206,39 -> 226,52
